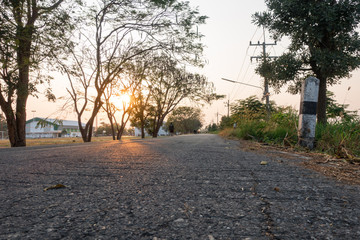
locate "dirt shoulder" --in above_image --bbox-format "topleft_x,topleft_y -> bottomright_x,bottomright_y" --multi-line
237,139 -> 360,185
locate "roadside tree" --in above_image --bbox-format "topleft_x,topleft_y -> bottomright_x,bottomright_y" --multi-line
166,106 -> 203,134
146,54 -> 215,137
231,95 -> 267,120
253,0 -> 360,123
130,89 -> 152,138
0,0 -> 78,147
60,0 -> 207,142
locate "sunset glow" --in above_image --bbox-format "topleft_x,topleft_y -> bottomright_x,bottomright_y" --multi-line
111,94 -> 132,110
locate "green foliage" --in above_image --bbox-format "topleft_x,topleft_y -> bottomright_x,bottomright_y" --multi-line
230,112 -> 298,146
0,114 -> 7,132
255,53 -> 303,94
95,123 -> 114,136
219,116 -> 232,130
231,95 -> 275,122
0,0 -> 80,146
207,123 -> 218,132
143,53 -> 214,137
224,96 -> 299,145
221,97 -> 359,158
253,0 -> 360,84
35,118 -> 63,129
166,106 -> 203,134
231,120 -> 267,141
316,121 -> 360,158
95,122 -> 134,136
0,0 -> 78,97
270,106 -> 298,128
253,0 -> 360,123
326,91 -> 358,122
61,0 -> 209,142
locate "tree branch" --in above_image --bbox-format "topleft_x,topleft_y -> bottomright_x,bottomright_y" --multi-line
38,0 -> 65,15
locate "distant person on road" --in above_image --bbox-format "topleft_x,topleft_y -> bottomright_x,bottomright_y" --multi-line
169,122 -> 175,136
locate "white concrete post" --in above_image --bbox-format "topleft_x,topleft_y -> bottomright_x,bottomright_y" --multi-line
298,77 -> 320,149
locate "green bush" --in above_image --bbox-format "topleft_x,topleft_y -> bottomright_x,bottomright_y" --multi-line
316,121 -> 360,157
222,95 -> 359,158
230,105 -> 298,146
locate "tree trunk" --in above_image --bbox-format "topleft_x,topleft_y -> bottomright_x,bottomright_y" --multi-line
15,87 -> 28,147
152,119 -> 158,138
5,112 -> 21,147
116,125 -> 125,140
139,113 -> 146,138
152,116 -> 165,138
141,122 -> 145,139
86,120 -> 94,142
317,77 -> 327,124
0,103 -> 26,147
152,117 -> 158,138
81,120 -> 94,143
111,124 -> 116,140
109,116 -> 116,140
10,23 -> 34,147
79,103 -> 102,142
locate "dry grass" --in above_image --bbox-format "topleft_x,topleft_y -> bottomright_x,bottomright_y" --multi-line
0,136 -> 136,148
236,138 -> 360,185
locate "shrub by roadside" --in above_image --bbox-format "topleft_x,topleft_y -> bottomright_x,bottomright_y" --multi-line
219,120 -> 360,161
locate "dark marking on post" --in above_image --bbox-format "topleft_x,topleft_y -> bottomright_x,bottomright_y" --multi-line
299,101 -> 317,115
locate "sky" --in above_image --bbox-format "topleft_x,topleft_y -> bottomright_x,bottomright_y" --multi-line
26,0 -> 360,126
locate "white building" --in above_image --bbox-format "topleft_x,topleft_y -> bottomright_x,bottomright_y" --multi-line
134,126 -> 168,137
25,118 -> 85,139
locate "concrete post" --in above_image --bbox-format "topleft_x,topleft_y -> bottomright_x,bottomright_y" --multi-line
298,77 -> 320,149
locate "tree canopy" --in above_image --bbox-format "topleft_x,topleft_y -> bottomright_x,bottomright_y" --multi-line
166,106 -> 203,134
0,0 -> 78,147
253,0 -> 360,123
59,0 -> 208,142
146,54 -> 214,137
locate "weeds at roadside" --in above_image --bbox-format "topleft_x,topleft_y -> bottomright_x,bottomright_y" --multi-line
220,119 -> 360,160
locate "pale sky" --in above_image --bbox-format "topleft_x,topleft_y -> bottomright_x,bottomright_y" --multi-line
26,0 -> 360,126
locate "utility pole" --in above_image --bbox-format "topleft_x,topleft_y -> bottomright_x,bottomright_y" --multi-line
224,97 -> 230,118
227,99 -> 230,117
250,27 -> 277,119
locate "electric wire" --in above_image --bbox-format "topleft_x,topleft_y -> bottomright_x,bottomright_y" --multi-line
228,27 -> 260,101
230,31 -> 265,101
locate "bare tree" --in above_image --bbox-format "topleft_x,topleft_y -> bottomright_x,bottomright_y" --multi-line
131,87 -> 152,138
60,0 -> 207,142
146,54 -> 215,137
102,82 -> 118,140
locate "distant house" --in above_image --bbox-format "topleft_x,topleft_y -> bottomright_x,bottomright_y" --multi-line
25,118 -> 85,139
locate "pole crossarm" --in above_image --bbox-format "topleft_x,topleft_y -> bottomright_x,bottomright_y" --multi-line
250,41 -> 277,46
221,78 -> 263,91
250,56 -> 278,61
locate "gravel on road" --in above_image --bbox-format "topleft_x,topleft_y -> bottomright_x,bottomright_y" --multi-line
0,134 -> 359,239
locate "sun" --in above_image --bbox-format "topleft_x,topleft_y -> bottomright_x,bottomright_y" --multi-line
111,93 -> 132,110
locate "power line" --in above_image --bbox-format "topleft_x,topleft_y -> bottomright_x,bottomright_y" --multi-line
230,27 -> 261,100
249,27 -> 277,119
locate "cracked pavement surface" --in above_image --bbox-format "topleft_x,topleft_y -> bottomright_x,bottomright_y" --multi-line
0,134 -> 359,239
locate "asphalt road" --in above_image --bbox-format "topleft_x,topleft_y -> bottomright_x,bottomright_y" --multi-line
0,134 -> 359,239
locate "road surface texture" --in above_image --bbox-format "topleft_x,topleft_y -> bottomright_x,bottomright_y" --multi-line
0,134 -> 359,239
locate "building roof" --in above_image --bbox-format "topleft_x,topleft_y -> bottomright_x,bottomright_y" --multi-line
26,118 -> 85,127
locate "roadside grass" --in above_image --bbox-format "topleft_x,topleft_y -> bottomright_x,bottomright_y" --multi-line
316,121 -> 360,159
219,118 -> 360,160
0,136 -> 136,148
